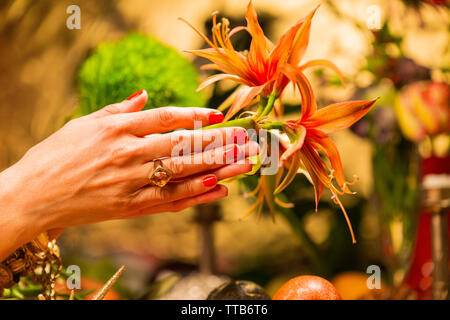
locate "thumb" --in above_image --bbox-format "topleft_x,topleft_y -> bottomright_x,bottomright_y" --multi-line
94,89 -> 148,117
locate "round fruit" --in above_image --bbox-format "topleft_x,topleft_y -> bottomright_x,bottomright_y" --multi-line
272,275 -> 341,300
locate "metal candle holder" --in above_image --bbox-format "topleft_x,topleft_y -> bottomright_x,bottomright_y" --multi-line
422,174 -> 450,300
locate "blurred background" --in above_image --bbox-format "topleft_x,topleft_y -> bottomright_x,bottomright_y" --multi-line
0,0 -> 448,300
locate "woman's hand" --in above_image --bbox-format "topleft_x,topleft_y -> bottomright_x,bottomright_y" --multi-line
0,90 -> 256,260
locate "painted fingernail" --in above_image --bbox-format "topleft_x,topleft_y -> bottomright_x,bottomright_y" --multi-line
202,175 -> 217,187
233,130 -> 248,144
208,111 -> 224,125
224,144 -> 241,162
126,89 -> 144,100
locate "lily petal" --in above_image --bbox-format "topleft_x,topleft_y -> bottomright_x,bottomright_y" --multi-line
224,84 -> 265,120
280,125 -> 306,161
288,6 -> 318,66
200,63 -> 220,71
305,98 -> 378,133
218,87 -> 241,111
269,18 -> 305,75
299,143 -> 328,211
299,59 -> 345,86
281,65 -> 317,119
229,26 -> 247,38
197,74 -> 243,91
309,133 -> 352,193
261,175 -> 277,221
185,49 -> 252,82
245,0 -> 270,73
274,152 -> 302,194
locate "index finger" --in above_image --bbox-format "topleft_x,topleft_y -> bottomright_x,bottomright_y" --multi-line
120,107 -> 224,136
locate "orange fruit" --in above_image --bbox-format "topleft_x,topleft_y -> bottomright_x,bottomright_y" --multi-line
273,275 -> 341,300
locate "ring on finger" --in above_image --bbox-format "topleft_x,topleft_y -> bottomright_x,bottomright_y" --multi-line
148,159 -> 173,187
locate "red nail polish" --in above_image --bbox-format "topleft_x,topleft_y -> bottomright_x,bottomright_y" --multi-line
126,89 -> 143,100
202,175 -> 217,187
208,111 -> 224,125
233,130 -> 248,144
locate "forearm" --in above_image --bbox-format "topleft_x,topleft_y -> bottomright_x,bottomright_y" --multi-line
0,164 -> 45,261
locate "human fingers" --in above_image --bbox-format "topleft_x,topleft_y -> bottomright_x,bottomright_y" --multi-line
140,144 -> 243,184
137,127 -> 248,160
131,173 -> 220,207
241,140 -> 260,158
202,141 -> 258,180
209,159 -> 254,181
91,89 -> 148,118
128,185 -> 228,217
119,106 -> 224,136
130,139 -> 256,189
149,140 -> 258,181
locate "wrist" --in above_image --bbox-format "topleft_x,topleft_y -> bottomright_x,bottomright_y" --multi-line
0,164 -> 46,261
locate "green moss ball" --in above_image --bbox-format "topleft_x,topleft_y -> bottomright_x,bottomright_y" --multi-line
77,33 -> 205,115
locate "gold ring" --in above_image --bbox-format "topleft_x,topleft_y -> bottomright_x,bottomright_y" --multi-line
148,159 -> 173,187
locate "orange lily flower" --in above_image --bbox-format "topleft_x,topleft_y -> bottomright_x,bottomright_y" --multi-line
275,66 -> 378,243
241,158 -> 294,222
180,1 -> 343,120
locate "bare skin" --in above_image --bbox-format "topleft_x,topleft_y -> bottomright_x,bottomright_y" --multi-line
0,90 -> 257,261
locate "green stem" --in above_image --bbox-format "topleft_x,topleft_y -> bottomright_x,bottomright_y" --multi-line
276,193 -> 329,276
260,121 -> 284,131
204,118 -> 285,133
256,97 -> 267,115
203,92 -> 279,131
258,93 -> 277,119
202,118 -> 255,130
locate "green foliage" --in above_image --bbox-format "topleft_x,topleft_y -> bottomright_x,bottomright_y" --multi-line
77,33 -> 205,115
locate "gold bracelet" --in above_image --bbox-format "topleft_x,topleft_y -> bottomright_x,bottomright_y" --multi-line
0,232 -> 62,299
